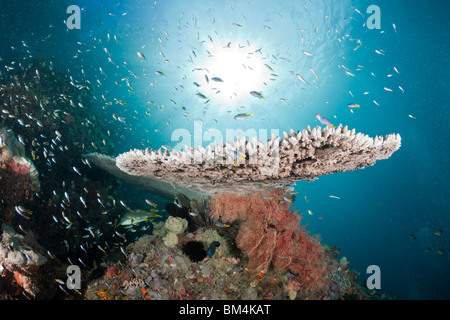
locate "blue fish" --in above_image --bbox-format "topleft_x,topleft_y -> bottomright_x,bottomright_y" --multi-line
207,241 -> 221,257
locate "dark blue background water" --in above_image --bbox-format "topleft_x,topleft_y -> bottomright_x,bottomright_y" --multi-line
1,0 -> 448,299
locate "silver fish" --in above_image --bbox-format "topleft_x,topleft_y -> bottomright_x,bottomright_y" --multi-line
145,199 -> 157,207
309,67 -> 319,80
296,74 -> 309,84
79,196 -> 87,208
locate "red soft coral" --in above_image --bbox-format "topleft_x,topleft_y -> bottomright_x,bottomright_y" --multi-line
210,189 -> 327,293
5,160 -> 31,176
0,160 -> 34,206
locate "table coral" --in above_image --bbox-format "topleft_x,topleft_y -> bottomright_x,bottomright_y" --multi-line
99,125 -> 401,196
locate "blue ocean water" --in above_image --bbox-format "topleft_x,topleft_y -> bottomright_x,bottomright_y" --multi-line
0,0 -> 448,299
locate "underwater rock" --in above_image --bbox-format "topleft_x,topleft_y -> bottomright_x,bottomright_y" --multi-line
82,193 -> 381,301
128,252 -> 144,267
0,223 -> 47,267
0,223 -> 48,296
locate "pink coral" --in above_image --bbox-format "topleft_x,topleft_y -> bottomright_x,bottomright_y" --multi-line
0,160 -> 34,206
104,265 -> 119,278
210,189 -> 328,293
284,280 -> 302,292
5,160 -> 31,175
122,278 -> 144,290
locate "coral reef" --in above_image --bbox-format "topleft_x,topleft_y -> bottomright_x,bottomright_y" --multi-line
0,58 -> 125,298
0,58 -> 399,301
0,223 -> 47,296
91,125 -> 401,196
84,211 -> 375,300
81,113 -> 401,299
0,224 -> 47,266
0,128 -> 40,215
85,219 -> 282,300
189,196 -> 240,240
209,189 -> 328,294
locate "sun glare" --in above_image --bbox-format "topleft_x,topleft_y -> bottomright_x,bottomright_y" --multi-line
196,44 -> 271,104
